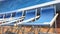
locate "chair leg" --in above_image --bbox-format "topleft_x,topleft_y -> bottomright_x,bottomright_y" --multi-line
38,26 -> 41,34
29,26 -> 35,34
54,21 -> 57,34
34,26 -> 39,34
22,25 -> 25,34
46,26 -> 51,33
32,26 -> 35,34
17,26 -> 22,34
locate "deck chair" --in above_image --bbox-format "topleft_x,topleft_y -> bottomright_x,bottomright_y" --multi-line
0,11 -> 25,26
0,9 -> 36,26
16,6 -> 58,34
21,6 -> 56,26
0,12 -> 15,19
15,11 -> 22,17
24,9 -> 36,20
16,9 -> 40,24
0,14 -> 3,18
0,13 -> 14,22
4,13 -> 12,18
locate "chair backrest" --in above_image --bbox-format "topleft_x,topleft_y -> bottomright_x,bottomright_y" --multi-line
24,9 -> 36,20
15,11 -> 22,17
0,14 -> 3,18
38,6 -> 55,23
4,13 -> 11,18
11,12 -> 16,17
36,8 -> 40,16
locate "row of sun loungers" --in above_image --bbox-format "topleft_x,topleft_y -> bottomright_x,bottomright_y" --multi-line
0,0 -> 60,34
0,5 -> 58,27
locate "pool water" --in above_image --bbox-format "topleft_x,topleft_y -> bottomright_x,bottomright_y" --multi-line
0,0 -> 53,13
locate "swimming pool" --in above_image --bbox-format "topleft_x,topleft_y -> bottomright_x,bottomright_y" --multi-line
0,0 -> 53,13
